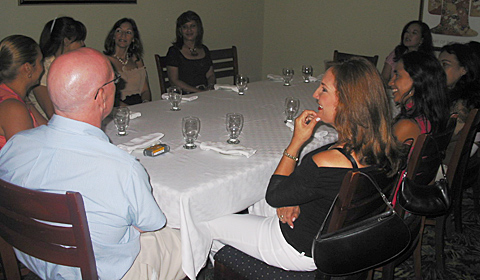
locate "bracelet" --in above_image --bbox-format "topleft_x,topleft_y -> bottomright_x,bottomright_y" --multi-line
283,149 -> 299,162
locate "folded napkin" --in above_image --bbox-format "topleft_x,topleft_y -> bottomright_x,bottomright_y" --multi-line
200,141 -> 256,158
117,132 -> 165,153
285,122 -> 329,138
161,93 -> 198,102
214,84 -> 239,93
267,74 -> 284,82
129,111 -> 141,120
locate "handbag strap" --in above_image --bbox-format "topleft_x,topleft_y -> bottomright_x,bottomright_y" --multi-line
318,171 -> 395,235
332,147 -> 359,169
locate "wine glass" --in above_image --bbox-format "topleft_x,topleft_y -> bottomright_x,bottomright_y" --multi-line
282,68 -> 294,86
226,113 -> 244,144
284,97 -> 300,123
182,116 -> 200,149
113,107 -> 130,136
168,86 -> 183,111
236,74 -> 249,95
302,65 -> 313,83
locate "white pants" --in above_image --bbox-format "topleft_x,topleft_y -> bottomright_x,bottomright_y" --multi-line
122,227 -> 186,280
207,211 -> 316,271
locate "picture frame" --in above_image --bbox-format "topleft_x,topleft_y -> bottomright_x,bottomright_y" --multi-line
19,0 -> 136,4
420,0 -> 480,47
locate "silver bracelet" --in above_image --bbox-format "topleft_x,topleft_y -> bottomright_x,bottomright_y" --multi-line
283,149 -> 299,162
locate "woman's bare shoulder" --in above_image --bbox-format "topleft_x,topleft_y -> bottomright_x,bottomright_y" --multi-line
312,149 -> 353,168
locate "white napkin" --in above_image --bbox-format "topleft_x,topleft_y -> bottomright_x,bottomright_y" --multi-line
214,84 -> 239,93
285,122 -> 329,138
200,141 -> 256,158
117,132 -> 165,153
130,111 -> 141,120
267,74 -> 284,82
161,93 -> 198,102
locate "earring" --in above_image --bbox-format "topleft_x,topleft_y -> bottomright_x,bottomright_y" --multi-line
28,74 -> 32,78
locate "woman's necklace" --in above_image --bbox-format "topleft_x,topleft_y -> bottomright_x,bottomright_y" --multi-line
114,53 -> 130,71
189,47 -> 198,57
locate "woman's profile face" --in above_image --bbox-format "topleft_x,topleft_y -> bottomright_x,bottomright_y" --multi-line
389,60 -> 414,104
313,69 -> 338,125
438,51 -> 466,88
114,22 -> 134,49
403,23 -> 423,51
29,48 -> 44,87
181,20 -> 198,42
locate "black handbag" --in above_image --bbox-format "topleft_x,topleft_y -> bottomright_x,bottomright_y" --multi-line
397,163 -> 450,216
312,172 -> 411,276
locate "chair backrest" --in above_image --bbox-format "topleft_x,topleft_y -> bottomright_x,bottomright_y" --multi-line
447,109 -> 480,197
326,169 -> 396,234
154,54 -> 170,94
0,179 -> 98,280
406,114 -> 457,185
333,50 -> 379,67
210,46 -> 238,84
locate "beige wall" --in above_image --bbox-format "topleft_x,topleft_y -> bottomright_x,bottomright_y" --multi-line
0,0 -> 265,100
262,0 -> 421,79
2,1 -> 422,99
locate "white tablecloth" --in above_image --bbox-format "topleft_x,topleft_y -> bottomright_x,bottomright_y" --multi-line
104,80 -> 338,279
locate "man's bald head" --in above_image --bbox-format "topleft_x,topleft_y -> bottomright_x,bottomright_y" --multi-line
48,48 -> 114,120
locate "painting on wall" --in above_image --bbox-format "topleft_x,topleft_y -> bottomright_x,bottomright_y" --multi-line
420,0 -> 480,47
19,0 -> 136,4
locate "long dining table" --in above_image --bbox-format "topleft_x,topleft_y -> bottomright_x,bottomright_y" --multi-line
104,79 -> 338,279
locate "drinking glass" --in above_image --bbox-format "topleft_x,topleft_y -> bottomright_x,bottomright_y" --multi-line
236,74 -> 249,95
282,68 -> 294,86
284,97 -> 300,123
168,86 -> 183,111
113,107 -> 130,136
226,113 -> 244,144
302,65 -> 313,83
182,116 -> 200,149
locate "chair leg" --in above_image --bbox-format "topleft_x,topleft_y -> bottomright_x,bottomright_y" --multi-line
454,187 -> 464,233
0,237 -> 21,280
473,175 -> 480,212
435,216 -> 445,273
380,263 -> 395,280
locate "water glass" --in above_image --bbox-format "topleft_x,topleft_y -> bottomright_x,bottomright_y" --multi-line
182,116 -> 200,149
302,65 -> 313,83
168,86 -> 183,111
236,74 -> 249,95
284,97 -> 300,123
113,107 -> 130,136
282,68 -> 294,86
226,113 -> 244,144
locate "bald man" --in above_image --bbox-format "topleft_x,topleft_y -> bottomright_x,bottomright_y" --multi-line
0,48 -> 185,280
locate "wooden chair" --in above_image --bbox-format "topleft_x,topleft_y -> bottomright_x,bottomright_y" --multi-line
0,179 -> 98,280
154,54 -> 169,94
210,46 -> 238,84
376,115 -> 458,279
333,50 -> 379,67
447,109 -> 480,233
214,168 -> 397,280
155,46 -> 238,94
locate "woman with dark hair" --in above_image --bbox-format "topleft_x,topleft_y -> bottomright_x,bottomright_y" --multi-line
104,18 -> 151,105
166,11 -> 215,94
439,43 -> 480,162
207,58 -> 405,271
381,21 -> 434,83
0,35 -> 47,150
30,16 -> 86,119
389,51 -> 450,143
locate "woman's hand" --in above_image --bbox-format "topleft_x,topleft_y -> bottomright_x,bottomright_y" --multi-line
291,110 -> 321,145
277,206 -> 300,228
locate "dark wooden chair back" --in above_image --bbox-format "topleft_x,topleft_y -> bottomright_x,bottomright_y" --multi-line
406,115 -> 457,185
154,54 -> 170,94
210,46 -> 238,84
333,50 -> 379,67
0,179 -> 98,280
326,169 -> 395,234
448,109 -> 480,232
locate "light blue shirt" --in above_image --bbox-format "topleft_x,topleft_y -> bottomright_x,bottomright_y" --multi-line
0,115 -> 166,279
